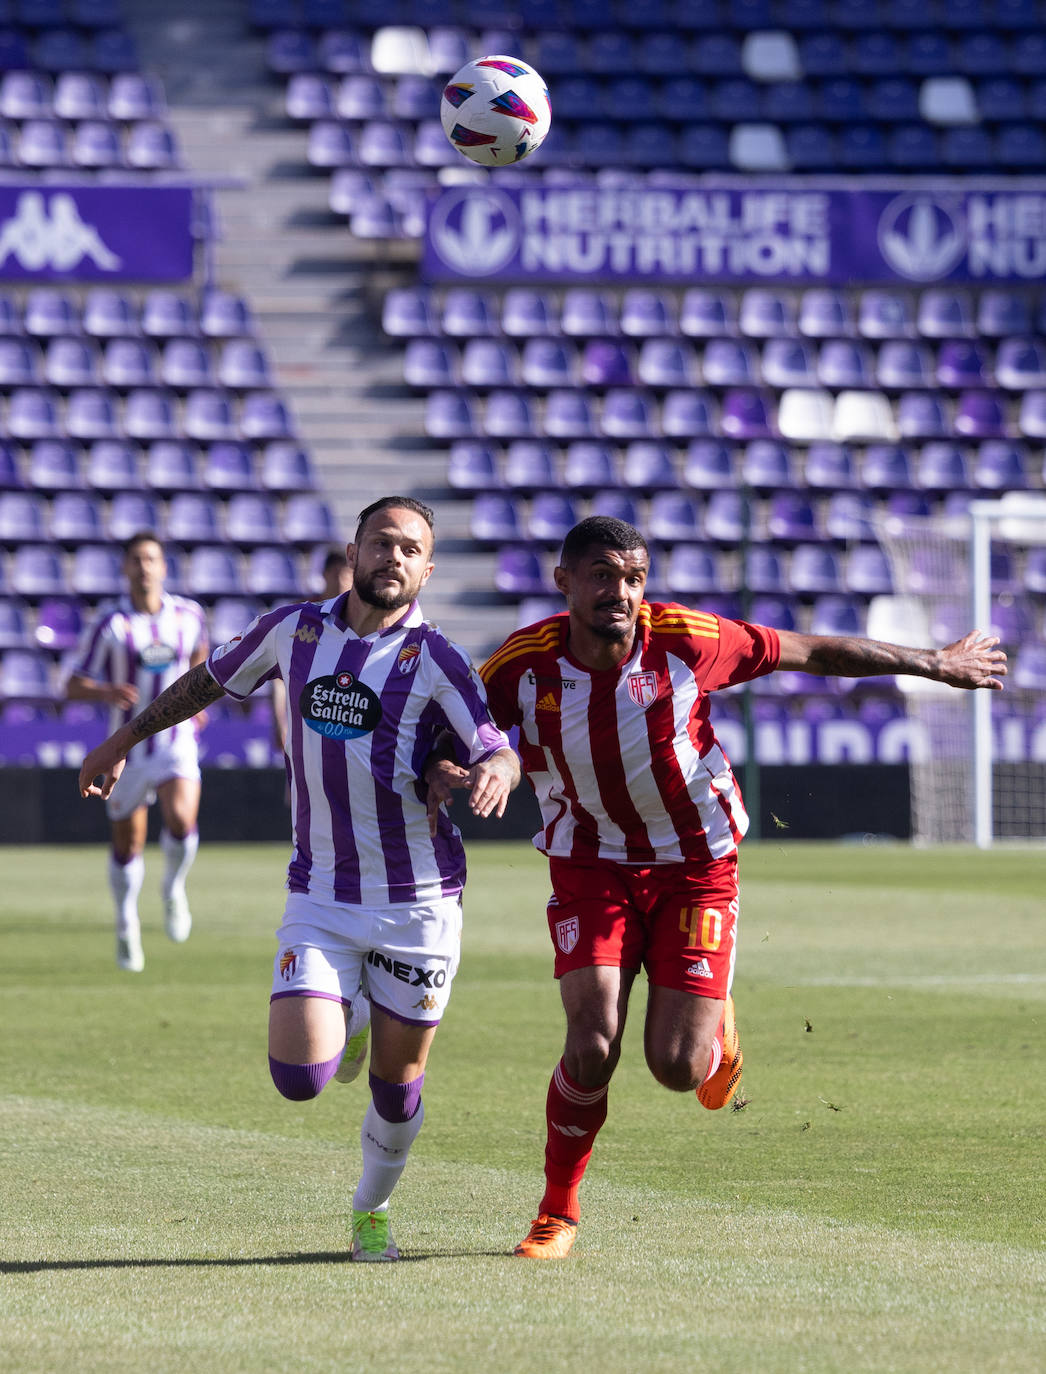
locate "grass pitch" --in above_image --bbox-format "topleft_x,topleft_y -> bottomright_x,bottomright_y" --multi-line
1,840 -> 1044,1374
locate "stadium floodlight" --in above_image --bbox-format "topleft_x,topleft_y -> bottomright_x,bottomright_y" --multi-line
874,495 -> 1046,847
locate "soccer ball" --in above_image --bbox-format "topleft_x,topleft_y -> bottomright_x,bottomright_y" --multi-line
440,55 -> 551,167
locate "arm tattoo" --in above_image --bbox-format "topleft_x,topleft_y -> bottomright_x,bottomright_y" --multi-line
804,637 -> 935,679
129,663 -> 225,742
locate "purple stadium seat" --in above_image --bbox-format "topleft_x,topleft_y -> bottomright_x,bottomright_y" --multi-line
762,338 -> 817,388
621,289 -> 677,338
108,491 -> 160,542
600,390 -> 659,440
9,390 -> 60,441
680,288 -> 737,338
83,289 -> 138,339
918,289 -> 976,339
447,441 -> 499,492
520,338 -> 577,388
125,388 -> 174,440
24,289 -> 77,338
145,441 -> 199,493
1017,390 -> 1046,438
0,491 -> 47,542
801,442 -> 853,490
748,595 -> 796,632
797,289 -> 852,339
915,443 -> 969,491
0,70 -> 52,119
819,332 -> 878,385
69,544 -> 121,597
200,292 -> 253,340
937,340 -> 992,388
209,596 -> 261,645
226,493 -> 280,546
0,598 -> 29,650
954,390 -> 1007,438
72,120 -> 121,168
167,491 -> 223,544
529,492 -> 580,544
977,289 -> 1031,338
187,545 -> 245,599
738,289 -> 796,339
0,648 -> 53,701
563,442 -> 618,491
125,122 -> 179,170
1024,547 -> 1046,595
441,289 -> 498,339
470,493 -> 523,543
897,392 -> 950,439
424,390 -> 477,439
336,73 -> 386,120
102,339 -> 158,389
745,546 -> 788,594
503,441 -> 556,492
704,489 -> 745,543
622,441 -> 676,491
267,28 -> 318,75
721,389 -> 775,439
789,543 -> 842,595
1013,644 -> 1046,692
0,444 -> 23,491
767,490 -> 820,542
586,490 -> 638,526
286,73 -> 334,121
306,120 -> 356,169
543,389 -> 597,440
636,339 -> 697,389
683,440 -> 734,490
108,72 -> 167,121
461,338 -> 518,389
242,393 -> 295,442
662,389 -> 716,439
785,124 -> 836,171
501,288 -> 557,339
495,546 -> 547,597
996,339 -> 1046,391
259,442 -> 315,494
861,444 -> 913,490
50,491 -> 104,544
582,340 -> 634,388
824,490 -> 876,542
84,439 -> 138,494
0,339 -> 42,387
876,340 -> 934,389
66,387 -> 120,441
382,286 -> 436,339
561,289 -> 619,338
357,120 -> 413,169
844,544 -> 892,596
203,443 -> 256,493
972,441 -> 1028,490
161,339 -> 214,389
404,338 -> 457,388
282,493 -> 338,545
664,544 -> 728,597
648,491 -> 702,543
702,338 -> 759,387
484,390 -> 537,440
142,292 -> 197,339
858,290 -> 915,340
810,594 -> 863,636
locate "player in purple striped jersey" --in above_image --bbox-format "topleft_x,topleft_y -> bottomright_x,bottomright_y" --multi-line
66,531 -> 208,972
78,498 -> 519,1261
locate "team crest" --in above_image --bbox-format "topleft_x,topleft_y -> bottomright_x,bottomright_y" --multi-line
279,949 -> 298,980
555,917 -> 579,955
397,643 -> 421,674
627,671 -> 658,707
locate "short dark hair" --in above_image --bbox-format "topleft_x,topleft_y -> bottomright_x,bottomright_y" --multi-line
122,530 -> 164,557
322,548 -> 348,575
560,516 -> 648,568
355,496 -> 435,545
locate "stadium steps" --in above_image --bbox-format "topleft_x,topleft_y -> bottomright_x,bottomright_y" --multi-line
121,0 -> 509,658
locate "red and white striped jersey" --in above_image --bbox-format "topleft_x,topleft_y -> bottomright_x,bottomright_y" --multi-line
481,603 -> 780,864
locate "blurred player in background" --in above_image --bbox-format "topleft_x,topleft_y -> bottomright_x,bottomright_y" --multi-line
271,547 -> 352,760
78,498 -> 518,1262
66,530 -> 208,973
432,515 -> 1007,1260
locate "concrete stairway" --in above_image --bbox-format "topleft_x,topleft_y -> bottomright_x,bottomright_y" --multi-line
123,0 -> 509,657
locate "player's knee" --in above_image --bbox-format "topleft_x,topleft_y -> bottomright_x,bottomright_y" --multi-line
647,1048 -> 706,1094
564,1034 -> 619,1087
268,1054 -> 339,1101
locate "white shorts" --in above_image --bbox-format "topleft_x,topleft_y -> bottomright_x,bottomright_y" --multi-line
106,737 -> 201,821
271,890 -> 463,1027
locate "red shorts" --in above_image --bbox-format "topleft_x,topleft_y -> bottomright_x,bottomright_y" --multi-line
545,855 -> 739,999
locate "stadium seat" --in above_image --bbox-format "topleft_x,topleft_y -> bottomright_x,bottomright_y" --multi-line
543,389 -> 597,440
561,289 -> 619,338
126,388 -> 175,442
470,493 -> 523,544
8,390 -> 61,441
662,390 -> 717,439
862,444 -> 914,491
66,388 -> 120,441
145,441 -> 199,493
51,491 -> 105,544
744,546 -> 788,594
0,491 -> 47,543
0,339 -> 42,387
859,290 -> 916,340
996,339 -> 1046,390
108,490 -> 160,542
0,648 -> 54,701
102,339 -> 159,389
142,292 -> 197,338
954,390 -> 1007,438
702,339 -> 759,387
69,544 -> 121,597
680,289 -> 737,338
503,441 -> 556,492
108,72 -> 167,121
704,489 -> 746,543
84,289 -> 138,339
167,491 -> 224,545
529,491 -> 580,544
972,441 -> 1028,490
126,122 -> 179,170
683,440 -> 735,490
914,443 -> 969,491
804,442 -> 856,490
226,493 -> 280,546
501,288 -> 557,339
721,389 -> 775,439
817,340 -> 875,389
260,442 -> 315,494
790,543 -> 842,595
483,390 -> 537,440
896,391 -> 950,439
824,491 -> 877,542
767,490 -> 820,543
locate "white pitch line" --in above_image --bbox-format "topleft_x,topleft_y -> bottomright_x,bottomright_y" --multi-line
789,973 -> 1046,987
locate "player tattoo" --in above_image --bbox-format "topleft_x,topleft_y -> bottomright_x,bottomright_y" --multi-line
128,663 -> 225,742
804,637 -> 932,679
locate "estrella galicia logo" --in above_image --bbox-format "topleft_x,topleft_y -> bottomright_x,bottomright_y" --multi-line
428,187 -> 519,277
139,642 -> 176,672
300,671 -> 382,741
877,193 -> 966,282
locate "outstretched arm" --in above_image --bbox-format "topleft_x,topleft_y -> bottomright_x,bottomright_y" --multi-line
775,628 -> 1007,690
424,743 -> 520,836
79,662 -> 226,799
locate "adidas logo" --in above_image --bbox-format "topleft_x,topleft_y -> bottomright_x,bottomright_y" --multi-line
687,958 -> 714,979
536,691 -> 559,713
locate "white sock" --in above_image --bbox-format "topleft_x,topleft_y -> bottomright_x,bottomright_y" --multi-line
352,1099 -> 425,1213
160,829 -> 199,901
109,853 -> 145,937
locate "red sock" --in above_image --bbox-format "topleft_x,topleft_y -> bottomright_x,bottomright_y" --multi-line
538,1058 -> 609,1224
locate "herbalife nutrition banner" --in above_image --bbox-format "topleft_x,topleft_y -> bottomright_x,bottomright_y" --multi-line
0,184 -> 194,281
423,182 -> 1046,285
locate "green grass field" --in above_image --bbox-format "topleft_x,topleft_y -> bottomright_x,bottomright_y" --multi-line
2,840 -> 1044,1374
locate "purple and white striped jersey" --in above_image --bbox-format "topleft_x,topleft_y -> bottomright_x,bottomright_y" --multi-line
207,597 -> 510,907
70,593 -> 208,758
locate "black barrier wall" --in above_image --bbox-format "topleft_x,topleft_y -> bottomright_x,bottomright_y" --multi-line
0,766 -> 911,844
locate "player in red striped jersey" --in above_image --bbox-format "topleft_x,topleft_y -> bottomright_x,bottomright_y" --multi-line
430,515 -> 1006,1259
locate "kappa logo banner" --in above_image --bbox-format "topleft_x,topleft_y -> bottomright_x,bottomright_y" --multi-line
0,185 -> 194,281
555,917 -> 579,955
424,181 -> 1046,285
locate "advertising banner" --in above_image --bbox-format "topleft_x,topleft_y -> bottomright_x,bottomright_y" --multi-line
423,182 -> 1046,286
0,184 -> 195,281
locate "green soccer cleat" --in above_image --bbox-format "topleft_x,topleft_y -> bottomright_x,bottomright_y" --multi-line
351,1208 -> 399,1262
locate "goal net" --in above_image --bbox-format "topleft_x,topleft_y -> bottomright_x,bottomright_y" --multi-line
873,495 -> 1046,846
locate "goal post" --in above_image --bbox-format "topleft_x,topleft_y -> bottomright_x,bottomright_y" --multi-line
874,495 -> 1046,847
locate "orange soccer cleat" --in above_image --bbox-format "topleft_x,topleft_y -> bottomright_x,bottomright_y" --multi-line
513,1213 -> 578,1260
697,995 -> 743,1111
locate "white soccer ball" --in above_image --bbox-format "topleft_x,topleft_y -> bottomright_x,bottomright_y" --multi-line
440,55 -> 551,167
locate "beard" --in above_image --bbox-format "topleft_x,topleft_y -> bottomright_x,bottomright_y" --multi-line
588,604 -> 634,642
352,567 -> 416,612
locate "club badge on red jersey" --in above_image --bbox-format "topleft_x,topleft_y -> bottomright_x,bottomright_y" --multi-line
626,671 -> 658,707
